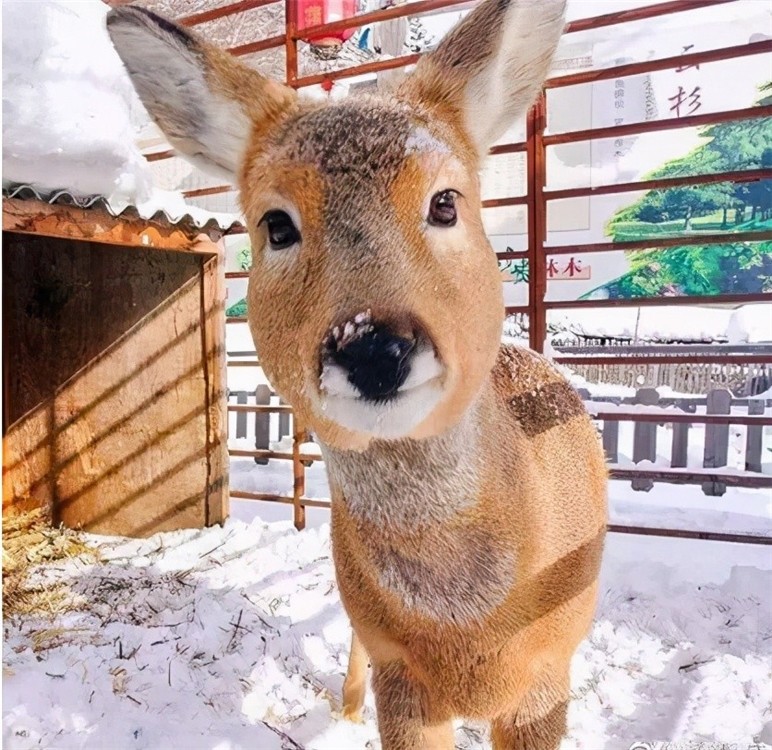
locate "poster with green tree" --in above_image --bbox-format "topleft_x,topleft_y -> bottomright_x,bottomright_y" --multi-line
582,82 -> 772,300
225,245 -> 251,318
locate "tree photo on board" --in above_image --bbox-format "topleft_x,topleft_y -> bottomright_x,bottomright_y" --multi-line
225,244 -> 251,318
583,81 -> 772,300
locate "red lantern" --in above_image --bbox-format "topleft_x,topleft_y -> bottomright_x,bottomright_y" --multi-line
296,0 -> 359,55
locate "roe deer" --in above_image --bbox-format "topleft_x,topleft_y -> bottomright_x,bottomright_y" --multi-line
108,1 -> 607,746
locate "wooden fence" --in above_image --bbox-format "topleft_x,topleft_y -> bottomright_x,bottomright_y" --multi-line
227,384 -> 772,543
560,345 -> 772,396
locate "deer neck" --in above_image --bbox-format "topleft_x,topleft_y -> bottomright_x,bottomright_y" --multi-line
320,389 -> 486,530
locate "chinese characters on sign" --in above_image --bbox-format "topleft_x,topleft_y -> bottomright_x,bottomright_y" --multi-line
498,257 -> 592,283
668,44 -> 703,118
547,257 -> 592,281
499,257 -> 529,283
613,59 -> 627,158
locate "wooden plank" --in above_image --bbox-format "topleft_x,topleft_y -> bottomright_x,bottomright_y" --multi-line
544,231 -> 772,258
279,399 -> 291,442
745,399 -> 765,473
607,523 -> 771,547
632,388 -> 659,491
3,234 -> 212,535
547,292 -> 772,310
292,427 -> 306,531
230,490 -> 330,509
610,467 -> 772,488
183,185 -> 234,199
591,412 -> 771,426
293,53 -> 421,89
180,0 -> 278,26
543,105 -> 772,147
200,243 -> 229,527
526,95 -> 547,352
235,392 -> 248,438
557,355 -> 772,366
3,198 -> 222,253
670,400 -> 694,468
703,389 -> 732,496
254,385 -> 271,466
228,403 -> 293,413
230,34 -> 285,57
602,420 -> 619,464
564,0 -> 737,34
229,448 -> 319,462
557,344 -> 772,356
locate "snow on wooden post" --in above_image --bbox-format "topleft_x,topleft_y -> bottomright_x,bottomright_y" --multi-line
702,389 -> 732,496
254,385 -> 271,465
632,388 -> 659,491
745,399 -> 765,473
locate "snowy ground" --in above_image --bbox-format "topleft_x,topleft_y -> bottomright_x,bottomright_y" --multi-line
4,513 -> 771,750
5,325 -> 771,747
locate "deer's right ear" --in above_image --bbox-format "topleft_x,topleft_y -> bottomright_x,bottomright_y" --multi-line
398,0 -> 566,158
107,6 -> 297,180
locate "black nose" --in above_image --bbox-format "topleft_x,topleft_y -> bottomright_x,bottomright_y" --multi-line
329,324 -> 415,402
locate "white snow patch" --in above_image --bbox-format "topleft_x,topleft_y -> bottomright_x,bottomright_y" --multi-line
2,0 -> 153,205
4,520 -> 771,748
727,304 -> 772,345
551,304 -> 772,344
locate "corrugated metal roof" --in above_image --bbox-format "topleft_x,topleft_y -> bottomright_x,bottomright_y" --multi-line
3,184 -> 246,236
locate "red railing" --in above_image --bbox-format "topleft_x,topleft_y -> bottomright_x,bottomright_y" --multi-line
191,0 -> 771,541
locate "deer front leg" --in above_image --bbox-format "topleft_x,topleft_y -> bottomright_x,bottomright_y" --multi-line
491,668 -> 570,750
341,630 -> 368,722
372,661 -> 454,750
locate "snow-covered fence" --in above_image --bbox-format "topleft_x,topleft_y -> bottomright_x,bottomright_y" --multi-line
559,345 -> 772,397
578,387 -> 772,497
226,380 -> 771,541
227,387 -> 294,464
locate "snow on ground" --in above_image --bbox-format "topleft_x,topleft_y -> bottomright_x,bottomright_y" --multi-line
3,516 -> 771,750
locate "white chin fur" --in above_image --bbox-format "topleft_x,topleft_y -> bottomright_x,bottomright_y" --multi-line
319,348 -> 445,439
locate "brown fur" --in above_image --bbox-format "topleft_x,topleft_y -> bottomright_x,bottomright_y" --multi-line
108,1 -> 606,746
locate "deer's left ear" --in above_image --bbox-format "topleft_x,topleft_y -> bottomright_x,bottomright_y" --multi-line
398,0 -> 566,157
107,5 -> 297,180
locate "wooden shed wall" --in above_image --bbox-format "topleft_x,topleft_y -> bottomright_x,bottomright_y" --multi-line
2,232 -> 228,536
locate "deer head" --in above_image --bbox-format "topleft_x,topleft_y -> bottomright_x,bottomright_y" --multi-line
108,0 -> 566,450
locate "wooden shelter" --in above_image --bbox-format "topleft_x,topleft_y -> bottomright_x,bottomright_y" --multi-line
2,188 -> 233,537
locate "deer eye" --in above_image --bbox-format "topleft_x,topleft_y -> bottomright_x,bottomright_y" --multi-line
259,210 -> 300,250
428,190 -> 458,227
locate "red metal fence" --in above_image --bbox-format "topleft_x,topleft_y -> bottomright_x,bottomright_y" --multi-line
156,0 -> 772,542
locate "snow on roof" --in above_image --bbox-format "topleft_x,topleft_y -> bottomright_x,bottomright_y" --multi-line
1,0 -> 444,218
550,304 -> 772,345
2,1 -> 154,205
0,1 -> 248,227
4,184 -> 245,236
